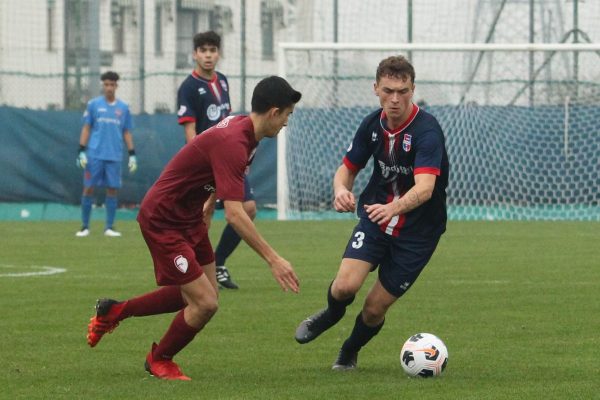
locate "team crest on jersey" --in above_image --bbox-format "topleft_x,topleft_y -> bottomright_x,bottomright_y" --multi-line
174,255 -> 188,273
219,80 -> 228,92
402,134 -> 412,152
115,109 -> 122,117
217,115 -> 234,128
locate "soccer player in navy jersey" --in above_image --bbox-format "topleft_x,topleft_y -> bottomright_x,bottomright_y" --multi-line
75,71 -> 137,237
177,31 -> 252,290
86,76 -> 301,381
295,56 -> 449,371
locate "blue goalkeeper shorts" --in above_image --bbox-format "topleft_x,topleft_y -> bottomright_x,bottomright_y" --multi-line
84,157 -> 122,189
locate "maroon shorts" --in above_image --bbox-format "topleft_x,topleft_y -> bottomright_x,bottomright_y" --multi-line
139,223 -> 214,286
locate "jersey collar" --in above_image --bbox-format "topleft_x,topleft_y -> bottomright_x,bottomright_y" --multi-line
191,70 -> 218,83
380,103 -> 419,136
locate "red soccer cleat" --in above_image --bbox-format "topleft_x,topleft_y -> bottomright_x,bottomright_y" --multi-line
145,343 -> 191,381
87,298 -> 125,347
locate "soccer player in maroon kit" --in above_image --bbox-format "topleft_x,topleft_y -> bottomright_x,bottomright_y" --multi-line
86,76 -> 302,381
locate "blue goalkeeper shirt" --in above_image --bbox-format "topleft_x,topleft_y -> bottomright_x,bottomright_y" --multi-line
83,96 -> 133,161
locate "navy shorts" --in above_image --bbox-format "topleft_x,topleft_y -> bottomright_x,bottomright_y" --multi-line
216,175 -> 254,209
342,218 -> 441,298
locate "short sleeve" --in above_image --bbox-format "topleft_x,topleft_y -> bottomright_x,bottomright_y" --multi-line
177,81 -> 197,124
211,141 -> 248,201
343,117 -> 373,173
414,129 -> 443,176
82,101 -> 93,126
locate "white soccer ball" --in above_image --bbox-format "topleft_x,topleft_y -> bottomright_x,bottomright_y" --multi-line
400,333 -> 448,377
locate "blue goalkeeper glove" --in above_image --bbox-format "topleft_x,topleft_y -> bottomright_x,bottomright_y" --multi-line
128,152 -> 137,173
76,146 -> 87,169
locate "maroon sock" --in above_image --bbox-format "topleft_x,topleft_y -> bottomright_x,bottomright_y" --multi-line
153,310 -> 200,361
120,286 -> 186,319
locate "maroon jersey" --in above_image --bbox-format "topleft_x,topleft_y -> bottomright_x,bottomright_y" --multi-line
138,115 -> 257,230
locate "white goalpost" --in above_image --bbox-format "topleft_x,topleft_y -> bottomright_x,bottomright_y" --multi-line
277,42 -> 600,221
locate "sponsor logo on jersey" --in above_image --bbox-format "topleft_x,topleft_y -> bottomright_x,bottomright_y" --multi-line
207,103 -> 231,121
177,105 -> 187,116
219,80 -> 228,92
402,134 -> 412,152
174,255 -> 189,273
198,87 -> 207,95
378,160 -> 413,179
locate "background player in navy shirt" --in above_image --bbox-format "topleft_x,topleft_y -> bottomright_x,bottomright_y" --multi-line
177,31 -> 252,289
295,56 -> 449,371
75,71 -> 137,237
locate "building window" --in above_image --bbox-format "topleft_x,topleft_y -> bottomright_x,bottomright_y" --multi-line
112,6 -> 126,54
155,5 -> 163,55
47,0 -> 56,51
261,1 -> 284,61
176,6 -> 210,69
261,10 -> 275,60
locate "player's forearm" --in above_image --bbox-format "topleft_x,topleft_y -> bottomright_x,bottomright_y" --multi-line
79,125 -> 90,146
333,165 -> 356,195
184,123 -> 196,143
394,179 -> 434,215
123,131 -> 135,151
224,203 -> 280,264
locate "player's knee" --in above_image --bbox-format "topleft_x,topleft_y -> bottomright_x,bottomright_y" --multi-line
188,294 -> 219,319
243,201 -> 257,220
361,303 -> 386,325
332,279 -> 359,300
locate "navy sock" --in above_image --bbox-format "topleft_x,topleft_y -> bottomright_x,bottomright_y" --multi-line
327,282 -> 355,322
214,224 -> 242,266
342,312 -> 385,353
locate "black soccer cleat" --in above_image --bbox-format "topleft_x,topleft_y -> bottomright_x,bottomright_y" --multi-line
295,309 -> 337,344
331,348 -> 358,371
216,266 -> 239,289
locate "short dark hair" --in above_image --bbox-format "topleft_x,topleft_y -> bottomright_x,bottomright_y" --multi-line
251,76 -> 302,114
193,31 -> 221,50
101,71 -> 119,82
376,56 -> 415,83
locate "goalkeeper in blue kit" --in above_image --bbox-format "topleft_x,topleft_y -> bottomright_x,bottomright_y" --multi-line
76,71 -> 137,237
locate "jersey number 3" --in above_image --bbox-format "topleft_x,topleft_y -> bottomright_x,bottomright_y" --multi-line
352,231 -> 365,249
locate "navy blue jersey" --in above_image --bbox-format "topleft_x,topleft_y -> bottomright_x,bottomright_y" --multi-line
177,70 -> 231,134
343,104 -> 449,238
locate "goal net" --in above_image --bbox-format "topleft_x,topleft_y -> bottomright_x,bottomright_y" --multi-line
278,43 -> 600,221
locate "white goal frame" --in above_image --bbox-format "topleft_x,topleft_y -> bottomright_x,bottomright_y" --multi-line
276,42 -> 600,220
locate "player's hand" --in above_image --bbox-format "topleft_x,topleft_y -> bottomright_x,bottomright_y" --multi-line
76,151 -> 88,169
269,256 -> 300,293
333,188 -> 356,212
128,155 -> 137,173
364,202 -> 398,225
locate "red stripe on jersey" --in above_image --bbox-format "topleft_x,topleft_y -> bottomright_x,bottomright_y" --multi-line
414,167 -> 440,176
380,104 -> 420,135
343,156 -> 361,173
178,116 -> 195,125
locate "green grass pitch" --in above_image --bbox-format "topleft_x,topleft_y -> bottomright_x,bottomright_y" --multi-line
1,220 -> 599,399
